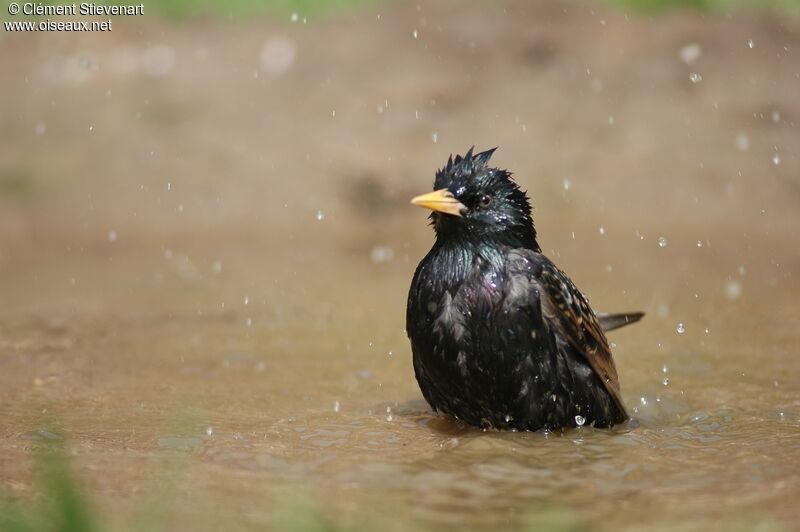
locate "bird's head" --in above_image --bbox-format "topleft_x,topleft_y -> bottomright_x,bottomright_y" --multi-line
411,147 -> 539,251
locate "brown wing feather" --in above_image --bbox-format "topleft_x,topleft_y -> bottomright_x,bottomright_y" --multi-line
535,262 -> 628,417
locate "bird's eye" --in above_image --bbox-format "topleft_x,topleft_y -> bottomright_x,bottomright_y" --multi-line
478,194 -> 493,209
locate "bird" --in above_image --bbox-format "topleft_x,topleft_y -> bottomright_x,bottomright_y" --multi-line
406,147 -> 643,431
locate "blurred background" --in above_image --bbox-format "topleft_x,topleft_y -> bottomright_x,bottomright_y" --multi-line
1,0 -> 799,530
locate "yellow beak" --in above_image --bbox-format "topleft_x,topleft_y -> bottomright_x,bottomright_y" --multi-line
410,188 -> 465,217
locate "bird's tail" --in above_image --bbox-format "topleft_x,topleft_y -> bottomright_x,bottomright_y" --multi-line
597,312 -> 645,333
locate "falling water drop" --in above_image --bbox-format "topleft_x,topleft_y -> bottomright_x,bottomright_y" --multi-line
689,72 -> 703,83
735,133 -> 750,151
575,415 -> 586,427
316,210 -> 325,221
725,280 -> 742,300
658,236 -> 668,248
676,322 -> 686,334
679,43 -> 702,65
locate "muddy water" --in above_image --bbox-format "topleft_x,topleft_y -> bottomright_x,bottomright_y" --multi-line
1,1 -> 800,530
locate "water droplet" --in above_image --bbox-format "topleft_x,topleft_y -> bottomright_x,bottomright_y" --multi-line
662,377 -> 670,386
725,280 -> 742,300
658,236 -> 668,248
316,210 -> 325,221
562,178 -> 572,191
679,43 -> 702,65
206,426 -> 214,436
704,327 -> 710,334
772,153 -> 781,166
735,133 -> 750,151
370,245 -> 394,264
244,295 -> 249,305
689,72 -> 703,83
574,415 -> 586,426
747,39 -> 754,49
696,240 -> 703,247
412,29 -> 418,39
108,230 -> 117,242
504,414 -> 514,423
599,226 -> 605,235
260,37 -> 296,76
89,125 -> 95,131
333,400 -> 340,412
662,364 -> 669,373
431,132 -> 439,143
290,12 -> 299,22
676,322 -> 686,334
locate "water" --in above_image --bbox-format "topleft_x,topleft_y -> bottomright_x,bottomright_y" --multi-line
1,3 -> 799,531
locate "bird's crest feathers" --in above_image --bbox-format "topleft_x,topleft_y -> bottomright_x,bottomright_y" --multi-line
436,146 -> 498,188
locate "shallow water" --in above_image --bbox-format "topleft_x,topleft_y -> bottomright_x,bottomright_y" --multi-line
2,1 -> 800,530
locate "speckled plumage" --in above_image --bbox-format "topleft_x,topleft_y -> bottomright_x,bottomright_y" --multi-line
407,148 -> 640,431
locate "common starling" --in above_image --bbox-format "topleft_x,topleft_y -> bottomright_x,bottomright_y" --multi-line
406,147 -> 643,431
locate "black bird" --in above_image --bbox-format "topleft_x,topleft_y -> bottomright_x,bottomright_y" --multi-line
406,147 -> 643,431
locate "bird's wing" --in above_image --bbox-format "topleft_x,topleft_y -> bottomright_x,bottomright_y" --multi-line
597,312 -> 645,333
505,250 -> 628,417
